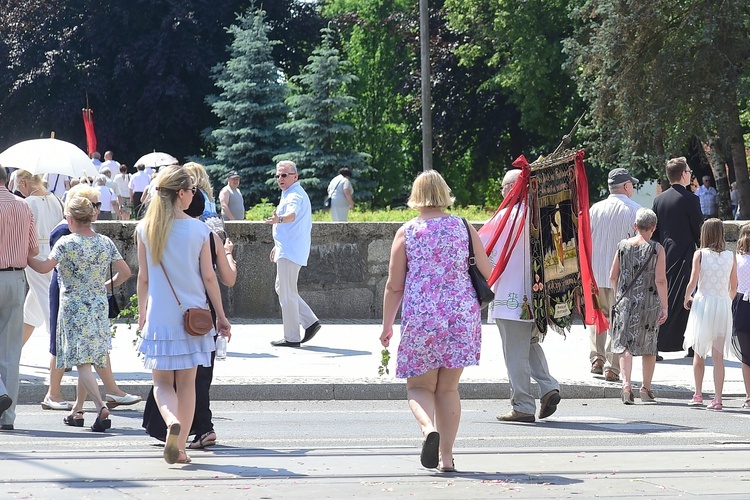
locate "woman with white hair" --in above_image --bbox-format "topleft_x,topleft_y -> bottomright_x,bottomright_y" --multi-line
94,175 -> 119,220
610,208 -> 668,405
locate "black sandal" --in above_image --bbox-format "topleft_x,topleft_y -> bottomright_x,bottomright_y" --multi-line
187,431 -> 217,450
91,406 -> 111,432
63,410 -> 84,427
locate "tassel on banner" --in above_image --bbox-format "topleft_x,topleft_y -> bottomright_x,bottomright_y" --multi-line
82,108 -> 97,156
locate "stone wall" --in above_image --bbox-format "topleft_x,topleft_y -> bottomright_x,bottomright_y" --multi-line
96,220 -> 746,320
97,221 -> 403,320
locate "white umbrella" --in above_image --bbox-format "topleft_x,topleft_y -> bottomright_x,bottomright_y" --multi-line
134,151 -> 178,169
0,137 -> 97,178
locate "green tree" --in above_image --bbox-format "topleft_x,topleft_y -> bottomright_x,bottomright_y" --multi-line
325,0 -> 420,207
445,0 -> 584,155
208,6 -> 294,205
565,0 -> 750,215
276,26 -> 372,207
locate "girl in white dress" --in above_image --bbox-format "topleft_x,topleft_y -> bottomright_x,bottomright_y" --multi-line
683,218 -> 737,410
136,165 -> 231,464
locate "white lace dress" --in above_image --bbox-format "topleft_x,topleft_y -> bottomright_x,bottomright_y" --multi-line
683,249 -> 734,358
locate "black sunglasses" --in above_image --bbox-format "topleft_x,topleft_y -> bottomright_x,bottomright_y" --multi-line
92,202 -> 102,209
275,173 -> 296,179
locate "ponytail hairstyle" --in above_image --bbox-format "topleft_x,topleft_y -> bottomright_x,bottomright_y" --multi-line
141,165 -> 193,264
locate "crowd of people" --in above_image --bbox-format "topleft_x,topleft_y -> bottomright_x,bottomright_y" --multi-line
2,153 -> 750,472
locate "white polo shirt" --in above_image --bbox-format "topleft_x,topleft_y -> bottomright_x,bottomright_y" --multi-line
129,170 -> 151,193
272,182 -> 312,267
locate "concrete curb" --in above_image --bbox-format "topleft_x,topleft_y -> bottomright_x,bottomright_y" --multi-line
17,381 -> 699,404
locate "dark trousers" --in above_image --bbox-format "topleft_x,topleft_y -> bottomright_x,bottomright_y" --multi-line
142,340 -> 216,442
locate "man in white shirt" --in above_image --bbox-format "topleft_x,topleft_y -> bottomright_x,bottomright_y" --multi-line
695,175 -> 718,219
264,161 -> 320,347
587,168 -> 642,382
43,173 -> 70,199
113,164 -> 131,220
128,164 -> 151,219
484,169 -> 560,423
100,150 -> 120,174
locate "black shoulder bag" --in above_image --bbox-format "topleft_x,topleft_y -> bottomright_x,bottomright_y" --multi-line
461,217 -> 494,309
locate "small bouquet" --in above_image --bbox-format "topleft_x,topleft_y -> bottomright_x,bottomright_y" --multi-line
377,348 -> 391,376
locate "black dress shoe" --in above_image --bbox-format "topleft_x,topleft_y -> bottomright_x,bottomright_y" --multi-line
0,394 -> 12,417
1,424 -> 14,430
270,339 -> 300,347
685,347 -> 694,358
301,321 -> 321,344
656,355 -> 664,362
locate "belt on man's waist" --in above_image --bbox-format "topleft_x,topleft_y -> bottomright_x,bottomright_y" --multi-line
0,267 -> 24,272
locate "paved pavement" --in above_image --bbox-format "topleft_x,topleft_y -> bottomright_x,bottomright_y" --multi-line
17,319 -> 748,404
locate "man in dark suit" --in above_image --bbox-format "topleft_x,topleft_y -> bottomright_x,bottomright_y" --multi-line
652,157 -> 703,353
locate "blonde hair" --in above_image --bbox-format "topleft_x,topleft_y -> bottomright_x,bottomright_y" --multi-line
65,195 -> 96,224
407,170 -> 455,209
700,218 -> 725,252
140,165 -> 193,264
65,184 -> 99,206
15,169 -> 43,187
737,223 -> 750,255
184,162 -> 213,198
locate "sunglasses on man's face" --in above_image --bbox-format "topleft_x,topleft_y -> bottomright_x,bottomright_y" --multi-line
275,173 -> 296,179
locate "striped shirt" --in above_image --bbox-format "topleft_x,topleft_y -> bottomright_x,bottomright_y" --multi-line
589,193 -> 642,289
0,187 -> 38,268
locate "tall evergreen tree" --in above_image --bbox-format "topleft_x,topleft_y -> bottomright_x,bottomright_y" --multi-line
208,6 -> 293,205
276,26 -> 372,207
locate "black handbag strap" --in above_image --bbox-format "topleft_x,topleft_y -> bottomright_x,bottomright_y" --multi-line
612,242 -> 657,310
460,217 -> 479,266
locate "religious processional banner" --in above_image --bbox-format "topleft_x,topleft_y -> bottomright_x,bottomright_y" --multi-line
480,149 -> 607,339
528,153 -> 581,336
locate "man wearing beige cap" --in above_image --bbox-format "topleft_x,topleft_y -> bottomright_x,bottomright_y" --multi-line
587,168 -> 642,382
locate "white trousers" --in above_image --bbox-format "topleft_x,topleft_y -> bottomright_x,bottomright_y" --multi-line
496,319 -> 559,415
275,258 -> 318,342
587,287 -> 620,374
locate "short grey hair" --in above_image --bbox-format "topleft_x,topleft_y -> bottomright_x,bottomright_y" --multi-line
635,207 -> 657,230
95,175 -> 108,186
276,160 -> 297,173
608,181 -> 628,194
100,167 -> 112,177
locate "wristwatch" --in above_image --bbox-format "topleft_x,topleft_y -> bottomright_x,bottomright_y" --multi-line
278,215 -> 283,223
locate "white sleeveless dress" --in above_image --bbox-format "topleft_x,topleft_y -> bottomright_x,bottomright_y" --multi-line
683,249 -> 734,358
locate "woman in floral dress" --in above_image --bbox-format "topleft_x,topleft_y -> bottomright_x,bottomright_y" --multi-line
380,170 -> 491,472
27,196 -> 131,432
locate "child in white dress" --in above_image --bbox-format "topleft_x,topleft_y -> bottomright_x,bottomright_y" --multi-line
683,219 -> 737,410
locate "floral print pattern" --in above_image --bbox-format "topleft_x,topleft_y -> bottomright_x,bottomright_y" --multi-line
49,233 -> 122,369
396,215 -> 482,378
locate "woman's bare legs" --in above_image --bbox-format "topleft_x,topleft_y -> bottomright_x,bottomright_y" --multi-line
406,370 -> 438,437
619,350 -> 633,391
433,367 -> 463,469
46,356 -> 68,403
153,367 -> 197,458
76,364 -> 106,413
95,353 -> 130,397
693,354 -> 705,396
22,323 -> 34,347
712,341 -> 725,404
641,355 -> 656,390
